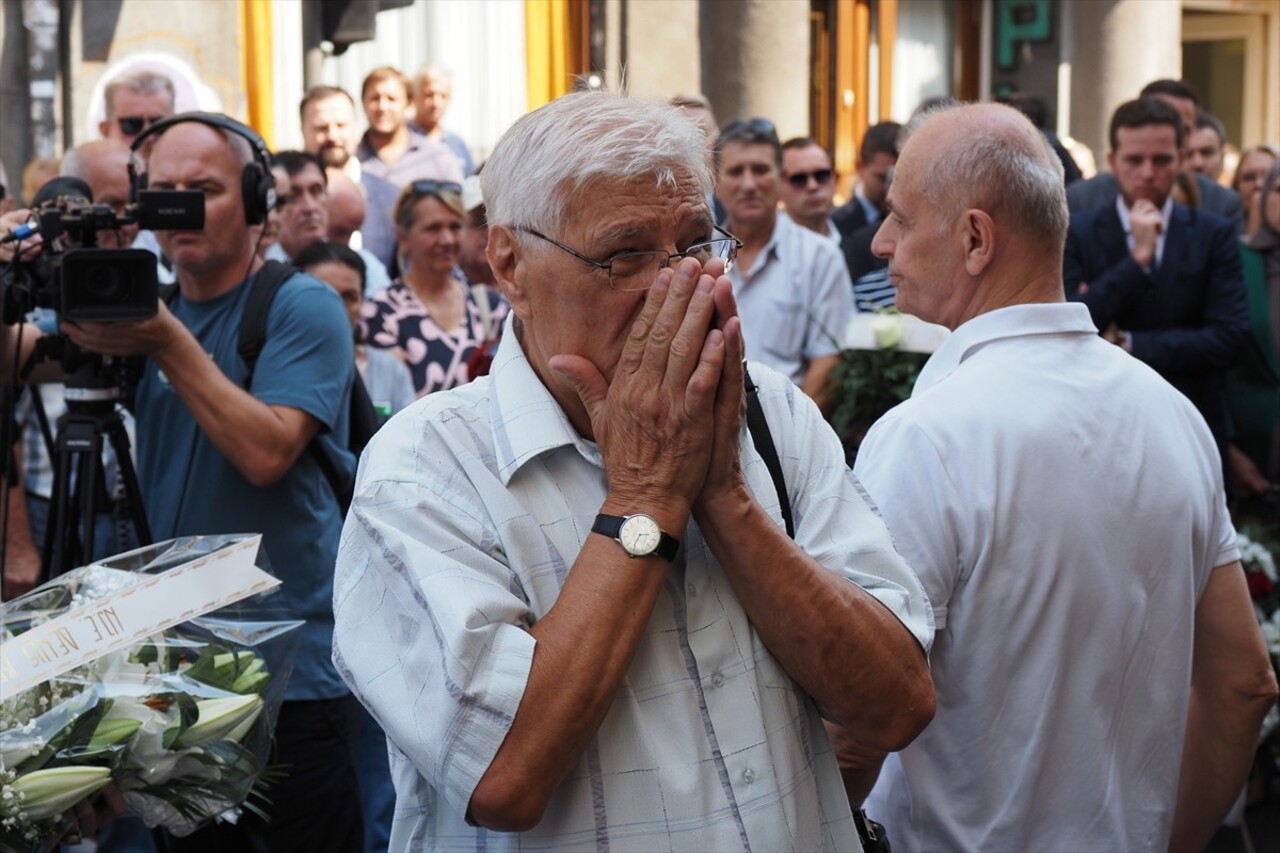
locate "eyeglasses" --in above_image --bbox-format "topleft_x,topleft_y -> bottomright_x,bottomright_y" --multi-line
116,115 -> 168,136
517,225 -> 742,291
410,179 -> 463,196
785,169 -> 834,189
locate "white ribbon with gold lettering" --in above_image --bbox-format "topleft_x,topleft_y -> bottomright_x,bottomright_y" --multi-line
0,535 -> 277,696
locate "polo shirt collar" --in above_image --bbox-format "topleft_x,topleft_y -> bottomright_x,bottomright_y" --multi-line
356,126 -> 431,162
913,302 -> 1097,396
488,315 -> 604,484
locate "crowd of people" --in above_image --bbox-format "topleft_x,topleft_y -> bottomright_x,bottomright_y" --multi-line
0,56 -> 1278,853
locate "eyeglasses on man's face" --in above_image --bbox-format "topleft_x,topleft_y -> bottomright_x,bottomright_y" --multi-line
116,115 -> 168,136
516,225 -> 743,291
785,169 -> 833,189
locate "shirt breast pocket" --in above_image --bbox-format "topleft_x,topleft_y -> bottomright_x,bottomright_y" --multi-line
758,295 -> 808,361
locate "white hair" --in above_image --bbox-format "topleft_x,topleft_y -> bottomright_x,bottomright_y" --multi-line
481,91 -> 712,235
415,63 -> 453,88
904,102 -> 1068,246
104,70 -> 175,119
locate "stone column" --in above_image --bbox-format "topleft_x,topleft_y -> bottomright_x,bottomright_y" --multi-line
1063,0 -> 1181,164
621,0 -> 701,97
700,0 -> 810,138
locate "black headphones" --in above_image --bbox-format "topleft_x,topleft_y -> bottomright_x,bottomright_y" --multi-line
128,111 -> 277,225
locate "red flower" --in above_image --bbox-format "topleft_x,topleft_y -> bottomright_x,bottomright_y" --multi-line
1246,569 -> 1275,600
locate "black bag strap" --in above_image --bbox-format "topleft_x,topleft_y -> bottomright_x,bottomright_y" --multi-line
744,366 -> 795,539
236,261 -> 355,512
237,260 -> 297,388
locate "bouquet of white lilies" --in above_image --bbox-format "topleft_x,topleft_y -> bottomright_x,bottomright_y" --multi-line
0,535 -> 300,851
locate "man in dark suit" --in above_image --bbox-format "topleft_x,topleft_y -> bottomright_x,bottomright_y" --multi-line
1065,97 -> 1248,459
832,121 -> 900,238
1067,79 -> 1243,234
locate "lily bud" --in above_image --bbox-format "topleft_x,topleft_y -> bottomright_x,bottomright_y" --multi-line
87,718 -> 143,751
9,765 -> 112,820
173,695 -> 263,749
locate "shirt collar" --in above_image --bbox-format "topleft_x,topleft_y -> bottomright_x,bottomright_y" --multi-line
913,302 -> 1098,396
824,217 -> 842,245
732,213 -> 787,282
854,187 -> 881,225
1114,194 -> 1174,266
488,315 -> 604,484
356,126 -> 430,161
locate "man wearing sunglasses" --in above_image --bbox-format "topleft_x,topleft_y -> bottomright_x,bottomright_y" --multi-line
780,137 -> 840,244
97,70 -> 175,149
715,118 -> 854,412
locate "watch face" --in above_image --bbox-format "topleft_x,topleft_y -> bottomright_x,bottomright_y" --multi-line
619,515 -> 662,557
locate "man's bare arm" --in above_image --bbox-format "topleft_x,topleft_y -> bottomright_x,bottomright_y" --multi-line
1170,561 -> 1279,852
62,307 -> 319,487
801,352 -> 841,414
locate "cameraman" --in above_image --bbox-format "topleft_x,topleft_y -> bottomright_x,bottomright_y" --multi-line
12,142 -> 143,578
1,116 -> 363,851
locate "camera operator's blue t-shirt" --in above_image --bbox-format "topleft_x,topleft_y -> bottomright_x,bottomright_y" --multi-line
134,270 -> 355,700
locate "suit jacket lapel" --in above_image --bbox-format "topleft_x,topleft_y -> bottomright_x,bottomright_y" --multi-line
1094,204 -> 1129,268
1153,205 -> 1189,290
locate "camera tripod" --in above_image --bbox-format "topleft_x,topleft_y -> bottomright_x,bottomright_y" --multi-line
25,338 -> 152,580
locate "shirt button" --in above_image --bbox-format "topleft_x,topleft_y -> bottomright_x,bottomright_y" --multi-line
687,583 -> 697,597
710,672 -> 725,688
742,768 -> 756,784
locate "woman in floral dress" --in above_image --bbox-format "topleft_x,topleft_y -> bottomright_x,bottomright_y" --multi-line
360,180 -> 508,396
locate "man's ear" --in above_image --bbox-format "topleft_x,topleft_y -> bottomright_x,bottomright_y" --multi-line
486,226 -> 529,317
960,208 -> 996,276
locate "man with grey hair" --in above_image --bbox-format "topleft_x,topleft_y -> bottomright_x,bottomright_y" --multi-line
411,62 -> 475,176
98,69 -> 175,147
333,90 -> 934,851
853,102 -> 1276,851
715,118 -> 854,412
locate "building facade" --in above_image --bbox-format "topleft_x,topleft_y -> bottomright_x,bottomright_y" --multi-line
0,0 -> 1277,203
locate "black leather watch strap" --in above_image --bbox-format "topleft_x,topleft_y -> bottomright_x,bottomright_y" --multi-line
591,513 -> 680,562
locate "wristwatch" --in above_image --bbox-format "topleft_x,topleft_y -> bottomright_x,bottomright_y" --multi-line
592,513 -> 680,561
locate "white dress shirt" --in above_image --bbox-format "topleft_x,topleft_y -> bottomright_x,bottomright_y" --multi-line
333,316 -> 932,851
856,302 -> 1238,852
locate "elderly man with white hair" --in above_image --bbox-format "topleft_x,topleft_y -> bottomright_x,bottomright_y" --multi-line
332,91 -> 935,851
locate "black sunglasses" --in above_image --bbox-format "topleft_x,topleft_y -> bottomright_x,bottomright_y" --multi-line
785,169 -> 834,189
410,179 -> 463,196
117,115 -> 168,136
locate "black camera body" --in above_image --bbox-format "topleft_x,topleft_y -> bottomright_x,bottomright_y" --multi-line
3,187 -> 204,325
43,246 -> 163,323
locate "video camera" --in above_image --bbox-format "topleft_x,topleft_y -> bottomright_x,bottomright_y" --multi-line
1,176 -> 204,325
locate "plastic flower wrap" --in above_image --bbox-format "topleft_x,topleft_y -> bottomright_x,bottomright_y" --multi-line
829,309 -> 947,457
0,535 -> 301,849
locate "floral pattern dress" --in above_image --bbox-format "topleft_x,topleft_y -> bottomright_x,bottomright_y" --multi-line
359,279 -> 509,397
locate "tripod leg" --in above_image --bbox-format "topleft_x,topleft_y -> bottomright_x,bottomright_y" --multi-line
46,443 -> 81,582
76,447 -> 101,564
105,418 -> 151,547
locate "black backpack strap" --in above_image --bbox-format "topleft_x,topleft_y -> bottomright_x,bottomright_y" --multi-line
236,260 -> 297,388
744,366 -> 795,539
233,260 -> 355,512
310,370 -> 380,515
